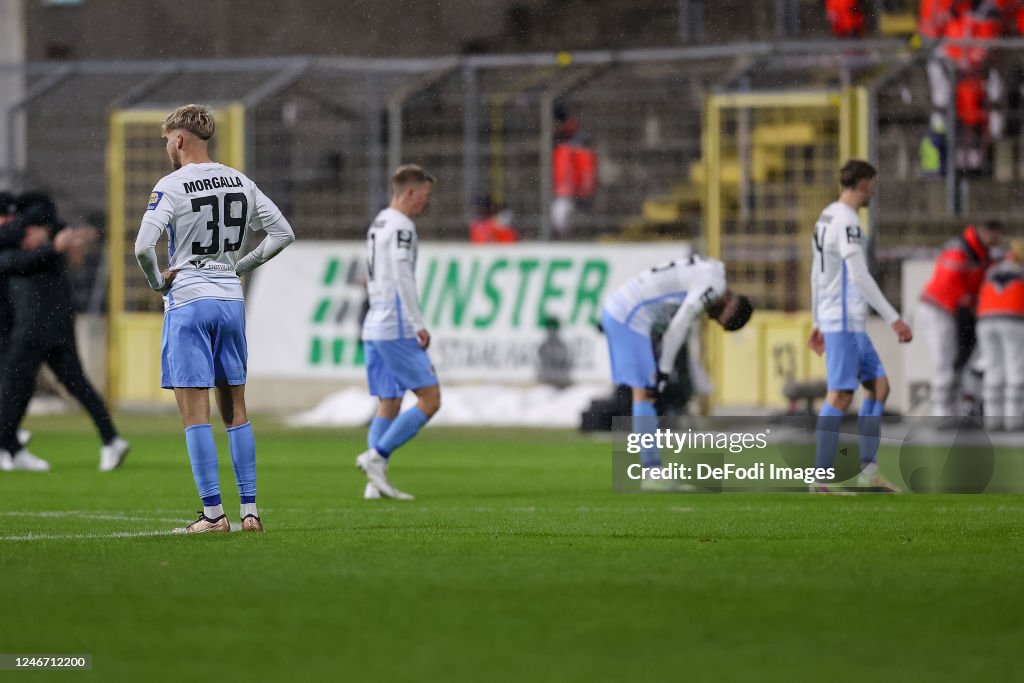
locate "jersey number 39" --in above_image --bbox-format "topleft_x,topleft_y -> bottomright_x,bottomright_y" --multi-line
190,193 -> 247,256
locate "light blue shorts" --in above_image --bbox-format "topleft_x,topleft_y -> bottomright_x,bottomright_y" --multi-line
600,309 -> 656,389
365,338 -> 438,398
162,299 -> 247,389
824,331 -> 885,391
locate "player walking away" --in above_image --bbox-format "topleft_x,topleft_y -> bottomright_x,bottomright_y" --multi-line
356,165 -> 440,500
600,254 -> 754,491
135,104 -> 294,533
808,159 -> 912,494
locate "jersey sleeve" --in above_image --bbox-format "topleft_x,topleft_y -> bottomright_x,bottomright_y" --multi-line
134,221 -> 167,290
835,214 -> 901,324
656,274 -> 721,376
810,246 -> 820,327
390,222 -> 425,331
140,179 -> 175,233
249,185 -> 285,233
392,222 -> 416,263
136,179 -> 175,290
835,212 -> 865,261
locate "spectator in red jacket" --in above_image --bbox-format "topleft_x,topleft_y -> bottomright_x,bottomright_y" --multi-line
468,196 -> 520,244
917,221 -> 1003,416
826,0 -> 866,39
926,0 -> 1006,173
551,103 -> 598,238
920,0 -> 956,40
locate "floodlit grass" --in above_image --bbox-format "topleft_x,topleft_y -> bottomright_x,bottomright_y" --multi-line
0,413 -> 1021,682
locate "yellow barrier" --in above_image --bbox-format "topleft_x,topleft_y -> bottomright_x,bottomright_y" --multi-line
709,311 -> 827,408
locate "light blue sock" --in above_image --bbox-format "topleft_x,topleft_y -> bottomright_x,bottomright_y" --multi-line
814,403 -> 845,470
858,399 -> 884,466
376,407 -> 429,459
633,400 -> 661,468
184,424 -> 221,505
368,416 -> 393,450
227,421 -> 257,503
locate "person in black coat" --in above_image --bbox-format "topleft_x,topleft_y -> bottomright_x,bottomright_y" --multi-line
0,191 -> 20,373
0,199 -> 129,472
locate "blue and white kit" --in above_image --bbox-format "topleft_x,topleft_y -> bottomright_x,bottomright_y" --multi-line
601,255 -> 726,388
811,200 -> 898,390
135,162 -> 294,388
361,207 -> 437,397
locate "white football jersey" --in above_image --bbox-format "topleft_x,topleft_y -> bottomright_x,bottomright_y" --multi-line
361,207 -> 424,341
141,162 -> 284,309
811,201 -> 870,332
603,255 -> 727,335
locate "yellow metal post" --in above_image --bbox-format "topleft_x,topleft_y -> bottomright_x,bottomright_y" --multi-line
105,112 -> 127,404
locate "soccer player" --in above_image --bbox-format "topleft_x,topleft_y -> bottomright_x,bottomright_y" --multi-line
135,104 -> 294,533
600,254 -> 754,488
355,164 -> 440,500
808,159 -> 912,493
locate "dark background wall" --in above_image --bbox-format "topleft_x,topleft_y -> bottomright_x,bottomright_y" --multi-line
25,0 -> 830,61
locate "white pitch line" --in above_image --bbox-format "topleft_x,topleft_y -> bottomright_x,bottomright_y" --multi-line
1,523 -> 242,541
0,510 -> 182,523
0,530 -> 170,541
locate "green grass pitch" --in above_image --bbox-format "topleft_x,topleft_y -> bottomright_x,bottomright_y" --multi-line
1,413 -> 1022,682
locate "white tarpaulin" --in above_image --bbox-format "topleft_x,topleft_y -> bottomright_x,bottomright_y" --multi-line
287,384 -> 612,428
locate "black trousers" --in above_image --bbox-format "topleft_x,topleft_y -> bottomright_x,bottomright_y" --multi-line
0,336 -> 117,453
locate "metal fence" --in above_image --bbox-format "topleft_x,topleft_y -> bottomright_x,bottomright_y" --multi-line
7,38 -> 1024,316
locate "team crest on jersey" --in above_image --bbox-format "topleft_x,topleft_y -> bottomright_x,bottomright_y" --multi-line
146,191 -> 164,211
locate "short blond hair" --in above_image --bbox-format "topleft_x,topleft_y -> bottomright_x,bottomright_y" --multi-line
391,164 -> 435,193
162,104 -> 215,140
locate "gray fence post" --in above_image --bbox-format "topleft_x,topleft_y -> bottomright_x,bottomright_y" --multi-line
462,64 -> 480,227
367,74 -> 384,219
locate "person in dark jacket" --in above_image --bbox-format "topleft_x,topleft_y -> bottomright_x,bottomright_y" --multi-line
0,191 -> 20,370
0,192 -> 35,450
0,199 -> 129,472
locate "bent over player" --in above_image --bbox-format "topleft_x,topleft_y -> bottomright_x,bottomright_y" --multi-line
808,159 -> 912,493
135,104 -> 295,532
355,165 -> 440,500
600,254 -> 753,488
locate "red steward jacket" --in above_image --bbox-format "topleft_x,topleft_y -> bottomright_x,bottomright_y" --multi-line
921,225 -> 994,312
978,259 -> 1024,318
944,6 -> 1002,72
920,0 -> 955,39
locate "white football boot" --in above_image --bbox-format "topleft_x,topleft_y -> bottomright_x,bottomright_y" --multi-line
639,478 -> 696,493
856,463 -> 900,493
6,449 -> 51,472
99,436 -> 131,472
356,450 -> 415,500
